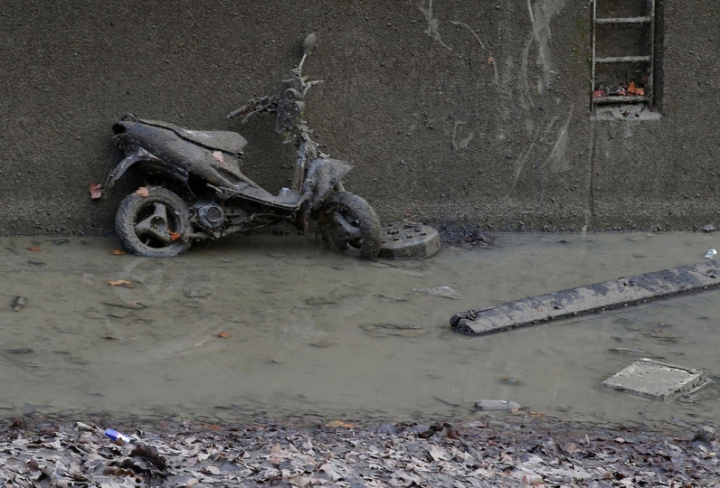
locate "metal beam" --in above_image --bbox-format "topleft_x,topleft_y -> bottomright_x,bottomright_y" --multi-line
450,261 -> 720,336
595,16 -> 652,24
595,55 -> 652,63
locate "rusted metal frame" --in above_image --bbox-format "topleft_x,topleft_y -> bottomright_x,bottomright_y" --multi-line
590,0 -> 656,110
595,16 -> 652,24
595,55 -> 652,63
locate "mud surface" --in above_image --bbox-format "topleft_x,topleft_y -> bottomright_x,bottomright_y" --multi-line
3,232 -> 720,429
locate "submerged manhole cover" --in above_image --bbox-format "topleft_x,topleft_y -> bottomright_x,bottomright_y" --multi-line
602,358 -> 710,402
379,222 -> 440,259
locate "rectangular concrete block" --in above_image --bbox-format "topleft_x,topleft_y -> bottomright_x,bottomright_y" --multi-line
602,358 -> 709,402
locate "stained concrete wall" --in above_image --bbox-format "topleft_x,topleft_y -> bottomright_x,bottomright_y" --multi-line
0,0 -> 718,235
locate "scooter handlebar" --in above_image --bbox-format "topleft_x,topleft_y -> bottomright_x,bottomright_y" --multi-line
227,95 -> 280,121
301,79 -> 323,95
227,103 -> 252,120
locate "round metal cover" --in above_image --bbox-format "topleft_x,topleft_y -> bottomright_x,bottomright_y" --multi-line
379,222 -> 440,259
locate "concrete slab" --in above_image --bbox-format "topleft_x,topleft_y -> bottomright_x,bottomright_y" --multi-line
379,222 -> 440,259
451,260 -> 720,335
602,358 -> 709,402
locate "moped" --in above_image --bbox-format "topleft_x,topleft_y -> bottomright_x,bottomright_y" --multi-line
104,33 -> 381,258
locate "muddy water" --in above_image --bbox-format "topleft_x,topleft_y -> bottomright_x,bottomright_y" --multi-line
2,232 -> 720,425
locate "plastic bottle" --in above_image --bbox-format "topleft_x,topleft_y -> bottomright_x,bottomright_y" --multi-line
104,428 -> 132,444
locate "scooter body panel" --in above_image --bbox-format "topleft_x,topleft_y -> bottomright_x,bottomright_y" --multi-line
105,145 -> 190,190
305,157 -> 353,210
133,117 -> 248,155
113,118 -> 256,191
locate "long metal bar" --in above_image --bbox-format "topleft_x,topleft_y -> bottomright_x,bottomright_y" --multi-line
595,55 -> 652,63
450,261 -> 720,336
595,16 -> 652,24
648,0 -> 656,109
591,0 -> 597,112
593,95 -> 648,104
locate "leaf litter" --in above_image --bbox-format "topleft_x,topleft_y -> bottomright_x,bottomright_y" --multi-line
1,413 -> 719,487
89,182 -> 103,199
107,280 -> 133,287
134,186 -> 150,197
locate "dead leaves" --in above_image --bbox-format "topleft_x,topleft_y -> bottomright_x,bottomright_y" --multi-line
27,246 -> 41,252
325,420 -> 355,429
212,151 -> 226,165
134,186 -> 150,197
564,442 -> 581,454
628,81 -> 646,96
215,331 -> 230,339
169,230 -> 182,242
130,443 -> 167,470
595,82 -> 646,99
426,443 -> 452,461
89,182 -> 103,199
107,280 -> 132,287
109,249 -> 126,255
0,419 -> 715,487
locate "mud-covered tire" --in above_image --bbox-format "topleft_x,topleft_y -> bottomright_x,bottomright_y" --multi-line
319,192 -> 381,259
115,187 -> 191,257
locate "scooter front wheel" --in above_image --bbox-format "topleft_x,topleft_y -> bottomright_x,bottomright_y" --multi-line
115,187 -> 191,257
319,192 -> 381,259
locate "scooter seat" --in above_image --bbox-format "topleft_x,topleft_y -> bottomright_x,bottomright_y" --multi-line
129,115 -> 248,156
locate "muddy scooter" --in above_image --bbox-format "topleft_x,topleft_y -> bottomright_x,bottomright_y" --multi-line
104,33 -> 381,258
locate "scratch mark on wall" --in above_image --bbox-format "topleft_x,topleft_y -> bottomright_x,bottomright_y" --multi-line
458,131 -> 474,150
530,0 -> 565,83
505,102 -> 572,200
426,0 -> 572,205
506,0 -> 568,201
519,39 -> 535,111
528,0 -> 561,80
452,20 -> 513,115
520,0 -> 566,109
542,105 -> 573,173
504,126 -> 541,200
419,0 -> 450,49
450,20 -> 487,50
451,120 -> 474,150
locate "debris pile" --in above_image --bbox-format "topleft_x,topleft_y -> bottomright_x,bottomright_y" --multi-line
438,224 -> 494,248
593,81 -> 646,98
1,415 -> 719,487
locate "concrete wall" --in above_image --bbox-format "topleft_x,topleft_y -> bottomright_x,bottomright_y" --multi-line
1,0 -> 718,235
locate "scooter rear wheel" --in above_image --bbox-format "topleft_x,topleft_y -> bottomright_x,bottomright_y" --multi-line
319,192 -> 381,259
115,187 -> 191,257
